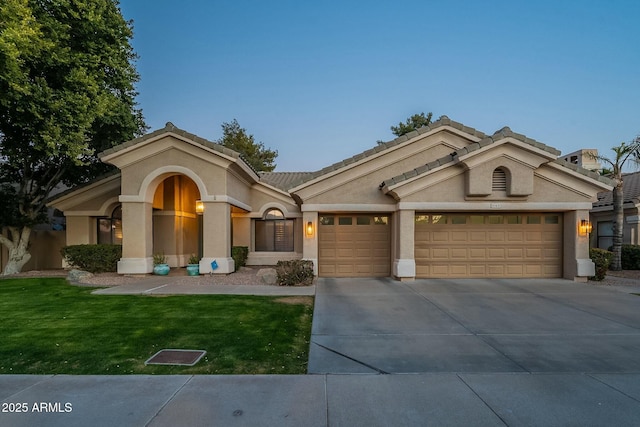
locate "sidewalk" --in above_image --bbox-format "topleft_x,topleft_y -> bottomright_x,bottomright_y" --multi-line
2,373 -> 640,426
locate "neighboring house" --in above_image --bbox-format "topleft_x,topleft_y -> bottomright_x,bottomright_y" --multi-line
560,149 -> 602,173
591,171 -> 640,249
48,116 -> 613,281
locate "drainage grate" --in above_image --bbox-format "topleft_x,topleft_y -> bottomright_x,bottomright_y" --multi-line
145,349 -> 206,366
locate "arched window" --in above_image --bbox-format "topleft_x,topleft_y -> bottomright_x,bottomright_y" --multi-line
98,205 -> 123,244
492,168 -> 507,192
255,208 -> 294,252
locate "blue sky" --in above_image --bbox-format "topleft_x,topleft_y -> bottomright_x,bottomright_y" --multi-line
118,0 -> 639,172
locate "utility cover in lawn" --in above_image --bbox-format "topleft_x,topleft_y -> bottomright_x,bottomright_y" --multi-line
145,349 -> 206,366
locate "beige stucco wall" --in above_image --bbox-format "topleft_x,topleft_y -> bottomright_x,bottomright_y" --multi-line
119,145 -> 229,198
296,131 -> 474,205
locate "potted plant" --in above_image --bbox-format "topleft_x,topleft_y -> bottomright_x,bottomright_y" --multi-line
186,254 -> 200,276
153,253 -> 170,275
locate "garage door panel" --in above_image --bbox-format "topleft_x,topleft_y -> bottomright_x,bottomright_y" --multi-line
507,248 -> 523,258
469,231 -> 486,241
507,231 -> 524,241
450,248 -> 467,259
432,248 -> 449,259
451,231 -> 467,241
415,213 -> 562,278
469,248 -> 486,259
504,264 -> 523,275
469,265 -> 486,275
487,248 -> 506,259
488,232 -> 506,241
488,265 -> 506,275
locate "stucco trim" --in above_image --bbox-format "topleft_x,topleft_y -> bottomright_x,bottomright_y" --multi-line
127,165 -> 209,202
398,202 -> 595,211
301,204 -> 396,212
254,203 -> 301,219
545,161 -> 613,190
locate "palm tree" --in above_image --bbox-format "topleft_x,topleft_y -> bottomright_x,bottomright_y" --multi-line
592,137 -> 640,270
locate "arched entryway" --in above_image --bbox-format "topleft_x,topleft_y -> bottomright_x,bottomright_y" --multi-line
151,174 -> 201,267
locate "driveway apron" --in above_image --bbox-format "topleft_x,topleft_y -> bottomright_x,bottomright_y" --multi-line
308,277 -> 640,374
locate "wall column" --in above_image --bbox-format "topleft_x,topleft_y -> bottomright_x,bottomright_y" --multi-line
199,202 -> 234,274
117,201 -> 153,274
564,209 -> 594,282
303,211 -> 318,275
393,209 -> 416,281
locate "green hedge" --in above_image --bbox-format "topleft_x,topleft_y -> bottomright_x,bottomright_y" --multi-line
276,260 -> 314,286
232,246 -> 249,271
61,244 -> 122,273
590,248 -> 613,281
621,244 -> 640,270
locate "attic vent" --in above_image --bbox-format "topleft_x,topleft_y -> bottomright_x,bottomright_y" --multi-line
492,168 -> 507,191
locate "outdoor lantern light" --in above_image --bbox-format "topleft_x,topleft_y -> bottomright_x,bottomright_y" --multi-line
306,221 -> 314,237
579,219 -> 592,236
195,200 -> 204,215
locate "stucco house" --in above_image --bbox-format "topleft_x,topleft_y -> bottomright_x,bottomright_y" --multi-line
48,116 -> 613,282
591,171 -> 640,249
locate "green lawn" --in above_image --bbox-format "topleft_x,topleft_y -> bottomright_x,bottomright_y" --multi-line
0,278 -> 313,375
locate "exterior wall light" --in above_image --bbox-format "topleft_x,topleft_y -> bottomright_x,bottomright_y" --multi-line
579,219 -> 592,236
306,221 -> 314,237
195,200 -> 204,215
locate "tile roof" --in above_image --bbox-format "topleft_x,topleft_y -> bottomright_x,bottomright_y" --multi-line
259,172 -> 315,191
593,171 -> 640,207
379,122 -> 613,189
288,115 -> 488,189
99,122 -> 242,160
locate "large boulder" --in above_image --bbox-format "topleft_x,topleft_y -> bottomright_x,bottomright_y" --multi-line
256,268 -> 277,285
67,269 -> 94,283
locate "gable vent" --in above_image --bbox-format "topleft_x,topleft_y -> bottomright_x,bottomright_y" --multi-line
492,168 -> 507,191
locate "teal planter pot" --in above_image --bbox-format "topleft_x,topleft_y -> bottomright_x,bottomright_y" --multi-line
153,264 -> 170,275
186,264 -> 200,276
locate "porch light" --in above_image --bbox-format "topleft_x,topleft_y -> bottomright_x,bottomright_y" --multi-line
195,200 -> 204,215
579,219 -> 592,236
306,221 -> 314,237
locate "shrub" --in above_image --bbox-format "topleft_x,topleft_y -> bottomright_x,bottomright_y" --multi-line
621,245 -> 640,270
232,246 -> 248,271
153,253 -> 167,265
188,254 -> 200,265
61,244 -> 122,273
276,260 -> 314,286
590,248 -> 613,281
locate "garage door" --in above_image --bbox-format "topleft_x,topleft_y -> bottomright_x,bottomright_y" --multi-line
415,213 -> 562,278
318,214 -> 391,277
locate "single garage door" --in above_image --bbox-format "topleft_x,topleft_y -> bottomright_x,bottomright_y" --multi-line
318,214 -> 391,277
415,213 -> 562,278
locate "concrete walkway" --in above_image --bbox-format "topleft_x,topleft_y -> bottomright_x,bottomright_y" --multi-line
91,276 -> 315,296
3,277 -> 640,426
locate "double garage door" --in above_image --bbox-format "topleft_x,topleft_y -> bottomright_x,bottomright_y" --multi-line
415,213 -> 563,278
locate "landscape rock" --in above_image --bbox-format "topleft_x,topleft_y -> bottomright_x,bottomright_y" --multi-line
67,269 -> 94,282
256,268 -> 278,285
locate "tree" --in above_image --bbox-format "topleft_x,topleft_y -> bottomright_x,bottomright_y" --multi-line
0,0 -> 145,275
591,137 -> 640,270
217,119 -> 277,172
390,112 -> 434,137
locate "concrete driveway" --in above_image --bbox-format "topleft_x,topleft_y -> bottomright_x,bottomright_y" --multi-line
308,277 -> 640,374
